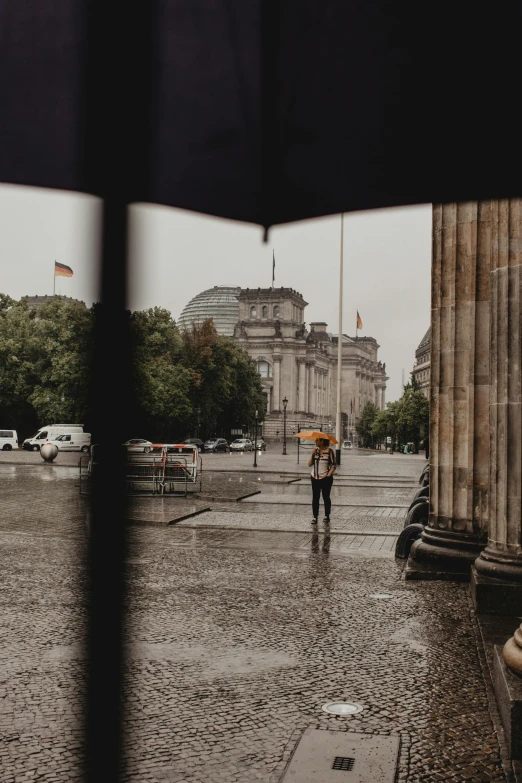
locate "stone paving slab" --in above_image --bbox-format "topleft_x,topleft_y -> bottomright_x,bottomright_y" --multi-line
182,509 -> 406,534
253,484 -> 413,502
241,493 -> 409,508
163,527 -> 399,557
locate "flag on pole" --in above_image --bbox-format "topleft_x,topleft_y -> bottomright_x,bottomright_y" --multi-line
54,262 -> 73,278
356,311 -> 363,330
272,250 -> 275,286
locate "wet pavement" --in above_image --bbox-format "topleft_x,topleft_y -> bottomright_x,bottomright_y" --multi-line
0,449 -> 514,783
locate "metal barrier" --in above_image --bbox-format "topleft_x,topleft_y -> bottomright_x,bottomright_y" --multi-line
79,454 -> 91,496
80,447 -> 203,497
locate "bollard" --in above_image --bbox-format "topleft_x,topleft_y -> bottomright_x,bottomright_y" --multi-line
40,442 -> 58,463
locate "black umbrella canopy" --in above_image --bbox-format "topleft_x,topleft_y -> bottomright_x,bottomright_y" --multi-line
1,1 -> 521,229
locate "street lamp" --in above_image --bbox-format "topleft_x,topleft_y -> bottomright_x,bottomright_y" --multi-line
253,409 -> 258,468
282,397 -> 288,455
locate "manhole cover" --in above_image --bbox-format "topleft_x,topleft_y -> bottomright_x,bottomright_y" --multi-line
322,702 -> 363,716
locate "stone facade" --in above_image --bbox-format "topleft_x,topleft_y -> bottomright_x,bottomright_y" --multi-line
412,327 -> 430,398
233,287 -> 388,439
21,295 -> 86,310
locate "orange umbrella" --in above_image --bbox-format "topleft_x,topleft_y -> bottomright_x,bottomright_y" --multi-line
294,430 -> 338,445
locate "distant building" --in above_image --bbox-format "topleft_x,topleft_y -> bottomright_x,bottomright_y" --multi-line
412,327 -> 430,398
21,295 -> 86,311
179,285 -> 389,439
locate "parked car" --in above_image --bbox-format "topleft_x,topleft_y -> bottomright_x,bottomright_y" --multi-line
203,438 -> 229,453
123,438 -> 152,453
183,438 -> 205,451
0,429 -> 18,451
230,438 -> 253,452
50,432 -> 91,452
252,437 -> 266,451
341,440 -> 352,450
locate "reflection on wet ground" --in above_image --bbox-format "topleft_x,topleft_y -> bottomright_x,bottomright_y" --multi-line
0,464 -> 78,481
0,453 -> 510,783
164,527 -> 398,556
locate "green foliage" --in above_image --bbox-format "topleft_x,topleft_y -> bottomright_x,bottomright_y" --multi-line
0,295 -> 266,442
354,379 -> 429,451
178,320 -> 266,438
394,385 -> 429,449
356,401 -> 378,447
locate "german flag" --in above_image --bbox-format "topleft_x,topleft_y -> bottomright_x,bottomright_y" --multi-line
54,262 -> 73,278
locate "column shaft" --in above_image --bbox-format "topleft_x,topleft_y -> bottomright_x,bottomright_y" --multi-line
408,202 -> 490,578
473,199 -> 522,613
272,357 -> 281,412
308,364 -> 315,414
298,361 -> 306,412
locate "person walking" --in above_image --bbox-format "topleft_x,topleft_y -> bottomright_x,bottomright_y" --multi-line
308,437 -> 336,526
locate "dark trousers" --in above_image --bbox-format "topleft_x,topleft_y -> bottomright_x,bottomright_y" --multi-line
311,475 -> 333,519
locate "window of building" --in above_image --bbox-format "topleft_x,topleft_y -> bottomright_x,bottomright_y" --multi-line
262,305 -> 268,318
250,306 -> 257,318
257,361 -> 272,378
273,305 -> 280,318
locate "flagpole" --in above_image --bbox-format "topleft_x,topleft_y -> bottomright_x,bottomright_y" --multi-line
335,214 -> 344,466
53,261 -> 56,296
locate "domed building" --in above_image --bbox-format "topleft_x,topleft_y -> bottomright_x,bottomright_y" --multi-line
177,285 -> 241,337
178,285 -> 388,440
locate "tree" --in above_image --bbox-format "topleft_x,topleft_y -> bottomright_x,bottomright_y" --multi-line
356,401 -> 378,447
129,307 -> 193,441
179,320 -> 266,438
371,408 -> 391,447
27,297 -> 93,425
0,296 -> 267,444
395,385 -> 429,451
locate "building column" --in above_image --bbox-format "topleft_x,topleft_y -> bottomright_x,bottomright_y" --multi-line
272,356 -> 282,412
298,359 -> 307,412
407,202 -> 491,579
472,199 -> 522,616
307,363 -> 315,414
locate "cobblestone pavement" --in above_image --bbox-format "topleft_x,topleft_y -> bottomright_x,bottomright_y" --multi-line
0,453 -> 510,783
183,508 -> 407,533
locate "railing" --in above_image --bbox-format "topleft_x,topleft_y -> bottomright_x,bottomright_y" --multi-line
81,449 -> 202,497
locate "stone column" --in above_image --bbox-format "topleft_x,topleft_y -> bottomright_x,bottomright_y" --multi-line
472,199 -> 522,613
272,356 -> 282,412
308,363 -> 315,414
298,359 -> 307,412
408,202 -> 491,579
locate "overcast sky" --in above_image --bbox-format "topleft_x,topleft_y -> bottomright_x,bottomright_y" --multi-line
0,184 -> 431,401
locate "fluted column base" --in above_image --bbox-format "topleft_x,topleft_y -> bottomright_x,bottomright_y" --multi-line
405,525 -> 485,581
471,547 -> 522,614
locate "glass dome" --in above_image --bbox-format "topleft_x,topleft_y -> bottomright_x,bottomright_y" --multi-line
177,285 -> 241,337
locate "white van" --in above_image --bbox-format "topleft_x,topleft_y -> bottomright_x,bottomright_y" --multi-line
22,424 -> 83,451
0,429 -> 18,451
49,432 -> 91,452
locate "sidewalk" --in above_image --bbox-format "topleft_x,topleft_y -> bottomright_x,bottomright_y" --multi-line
0,453 -> 514,783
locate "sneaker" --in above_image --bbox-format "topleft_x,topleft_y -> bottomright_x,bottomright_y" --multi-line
311,518 -> 318,525
323,517 -> 331,524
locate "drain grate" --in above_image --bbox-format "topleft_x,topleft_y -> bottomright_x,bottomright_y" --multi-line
332,756 -> 355,771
